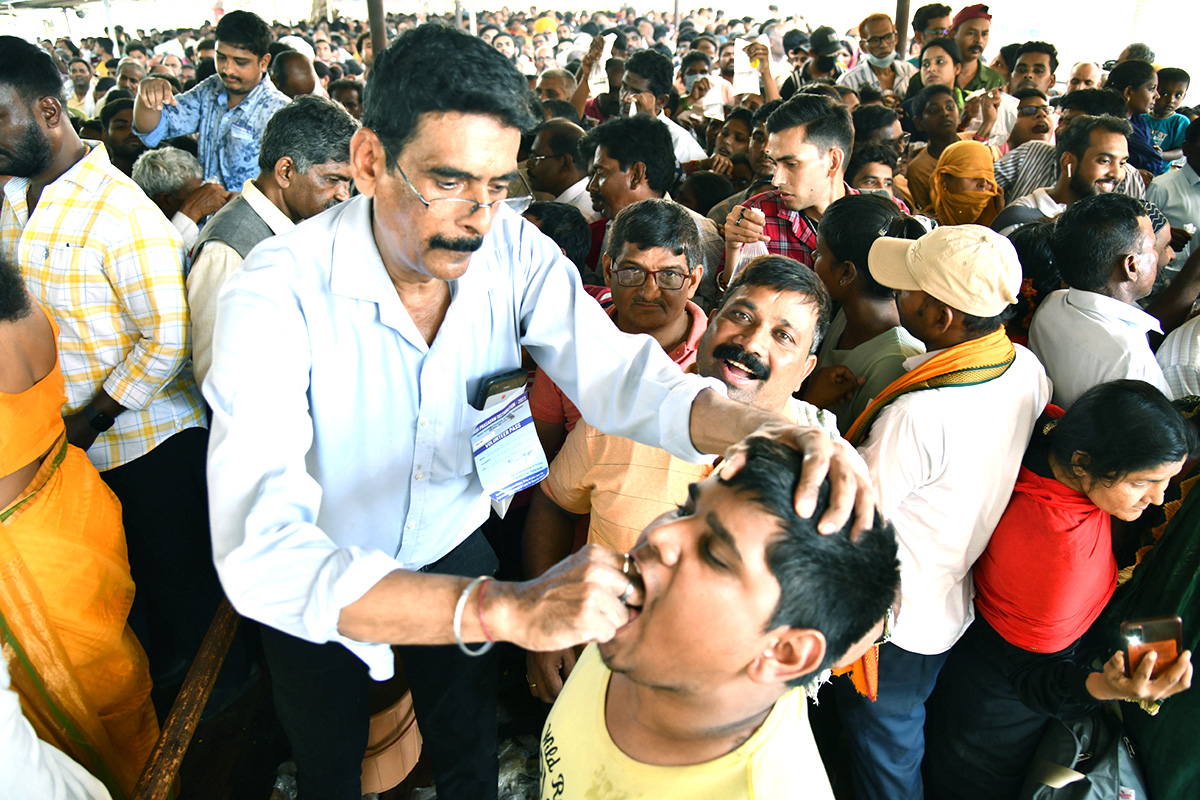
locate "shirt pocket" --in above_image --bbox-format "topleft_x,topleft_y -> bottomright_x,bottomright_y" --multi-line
41,242 -> 111,312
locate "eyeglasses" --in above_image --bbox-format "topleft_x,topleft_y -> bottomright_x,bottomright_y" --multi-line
921,27 -> 951,37
881,132 -> 911,153
527,152 -> 563,167
394,162 -> 532,218
614,266 -> 692,290
863,31 -> 897,47
1018,104 -> 1052,117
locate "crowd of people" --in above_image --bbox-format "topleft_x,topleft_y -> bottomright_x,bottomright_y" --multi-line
2,3 -> 1199,799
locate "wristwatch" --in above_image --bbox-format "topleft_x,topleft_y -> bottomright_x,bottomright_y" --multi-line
83,403 -> 116,432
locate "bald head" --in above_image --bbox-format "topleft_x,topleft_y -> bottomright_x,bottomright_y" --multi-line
271,50 -> 318,98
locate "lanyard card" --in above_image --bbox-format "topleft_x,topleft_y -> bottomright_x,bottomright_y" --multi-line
471,389 -> 548,504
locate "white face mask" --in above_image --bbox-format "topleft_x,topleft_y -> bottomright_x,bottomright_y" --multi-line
866,51 -> 897,69
684,73 -> 701,93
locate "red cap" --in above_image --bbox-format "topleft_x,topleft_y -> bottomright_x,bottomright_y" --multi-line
952,4 -> 992,29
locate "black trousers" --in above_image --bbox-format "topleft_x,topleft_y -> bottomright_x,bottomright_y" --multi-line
261,530 -> 501,800
100,427 -> 224,684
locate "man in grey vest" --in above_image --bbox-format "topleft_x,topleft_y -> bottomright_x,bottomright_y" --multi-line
188,94 -> 356,386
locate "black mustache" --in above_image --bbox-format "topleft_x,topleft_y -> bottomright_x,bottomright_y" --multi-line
712,342 -> 770,381
429,235 -> 484,252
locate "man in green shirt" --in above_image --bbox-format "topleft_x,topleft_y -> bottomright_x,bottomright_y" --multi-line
951,4 -> 1005,93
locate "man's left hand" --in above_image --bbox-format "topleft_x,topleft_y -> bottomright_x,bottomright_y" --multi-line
719,424 -> 877,538
63,412 -> 100,451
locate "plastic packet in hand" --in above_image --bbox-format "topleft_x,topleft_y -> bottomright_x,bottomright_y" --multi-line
588,33 -> 617,95
703,79 -> 726,120
732,38 -> 760,96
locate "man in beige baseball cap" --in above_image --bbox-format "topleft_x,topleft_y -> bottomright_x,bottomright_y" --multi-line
834,223 -> 1051,800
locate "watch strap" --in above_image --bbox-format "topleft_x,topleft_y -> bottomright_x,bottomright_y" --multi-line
83,403 -> 116,432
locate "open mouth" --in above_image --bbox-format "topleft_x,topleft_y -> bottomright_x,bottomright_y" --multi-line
1032,121 -> 1050,134
621,556 -> 645,623
721,357 -> 765,385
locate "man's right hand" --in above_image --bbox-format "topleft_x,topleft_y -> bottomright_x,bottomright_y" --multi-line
580,35 -> 604,74
137,77 -> 178,111
179,183 -> 235,222
724,204 -> 769,245
526,647 -> 578,703
491,545 -> 641,653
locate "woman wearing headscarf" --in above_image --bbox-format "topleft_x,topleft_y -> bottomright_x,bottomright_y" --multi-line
926,139 -> 1005,225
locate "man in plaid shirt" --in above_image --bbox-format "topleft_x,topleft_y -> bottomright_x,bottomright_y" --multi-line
722,93 -> 859,283
0,36 -> 239,698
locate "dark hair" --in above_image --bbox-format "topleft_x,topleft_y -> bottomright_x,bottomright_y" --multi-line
782,29 -> 808,54
723,106 -> 754,131
125,42 -> 147,57
920,36 -> 962,66
719,255 -> 832,355
1051,193 -> 1149,292
196,38 -> 216,52
94,76 -> 116,94
533,117 -> 585,164
913,82 -> 956,118
1055,114 -> 1132,164
751,99 -> 783,129
819,194 -> 914,300
364,25 -> 535,165
1013,87 -> 1049,103
851,104 -> 899,144
1186,117 -> 1200,145
1016,40 -> 1059,73
1006,219 -> 1060,326
912,3 -> 953,33
542,99 -> 581,126
681,50 -> 712,72
1105,59 -> 1157,94
680,170 -> 735,216
846,143 -> 899,183
100,97 -> 134,129
215,10 -> 273,57
834,85 -> 860,102
766,93 -> 854,163
525,201 -> 591,269
1157,67 -> 1190,87
258,94 -> 359,173
327,77 -> 363,100
624,48 -> 674,99
605,198 -> 702,270
68,57 -> 92,72
96,37 -> 114,55
581,116 -> 676,193
0,35 -> 67,105
1048,380 -> 1194,482
996,42 -> 1021,73
0,252 -> 32,323
719,436 -> 899,684
1059,88 -> 1128,118
691,34 -> 719,53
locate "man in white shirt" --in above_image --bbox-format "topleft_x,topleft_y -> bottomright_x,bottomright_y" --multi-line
1146,118 -> 1200,263
991,114 -> 1132,236
188,95 -> 356,386
1029,193 -> 1172,407
839,225 -> 1051,800
206,26 -> 874,800
837,13 -> 918,97
619,48 -> 706,164
525,118 -> 599,222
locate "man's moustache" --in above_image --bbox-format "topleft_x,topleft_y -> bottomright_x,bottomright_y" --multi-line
711,342 -> 771,381
429,234 -> 484,253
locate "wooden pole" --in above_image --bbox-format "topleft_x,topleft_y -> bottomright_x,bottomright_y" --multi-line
895,0 -> 911,60
367,0 -> 385,63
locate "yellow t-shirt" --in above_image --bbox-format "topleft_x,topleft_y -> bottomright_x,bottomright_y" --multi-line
539,645 -> 835,800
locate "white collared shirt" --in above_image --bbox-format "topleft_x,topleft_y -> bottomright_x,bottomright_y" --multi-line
1028,287 -> 1171,408
555,176 -> 600,222
858,345 -> 1051,655
656,110 -> 707,164
836,59 -> 918,96
1157,313 -> 1200,398
205,195 -> 723,678
1146,162 -> 1200,264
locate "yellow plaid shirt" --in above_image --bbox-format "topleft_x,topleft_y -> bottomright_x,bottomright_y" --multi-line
1,142 -> 205,471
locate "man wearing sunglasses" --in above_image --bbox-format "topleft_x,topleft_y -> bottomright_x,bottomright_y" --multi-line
204,26 -> 876,800
837,13 -> 918,97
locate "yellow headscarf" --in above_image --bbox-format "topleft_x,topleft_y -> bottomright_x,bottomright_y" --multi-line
927,140 -> 1005,226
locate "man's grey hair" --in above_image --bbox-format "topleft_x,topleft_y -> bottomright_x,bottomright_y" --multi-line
257,95 -> 360,174
117,57 -> 145,76
539,67 -> 577,94
132,146 -> 203,199
1121,43 -> 1155,63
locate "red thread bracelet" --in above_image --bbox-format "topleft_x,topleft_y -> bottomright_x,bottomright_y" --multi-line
477,577 -> 495,643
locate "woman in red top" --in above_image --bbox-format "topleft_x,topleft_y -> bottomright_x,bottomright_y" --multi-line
924,380 -> 1196,800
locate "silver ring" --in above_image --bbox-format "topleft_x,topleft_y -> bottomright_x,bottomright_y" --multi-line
622,553 -> 633,576
619,581 -> 635,603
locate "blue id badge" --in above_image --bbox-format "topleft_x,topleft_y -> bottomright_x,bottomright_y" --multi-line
470,389 -> 548,514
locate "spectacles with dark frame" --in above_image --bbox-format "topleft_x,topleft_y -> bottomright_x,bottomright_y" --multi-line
921,27 -> 951,36
1017,104 -> 1052,117
394,162 -> 532,218
863,31 -> 898,47
881,132 -> 912,153
613,266 -> 693,290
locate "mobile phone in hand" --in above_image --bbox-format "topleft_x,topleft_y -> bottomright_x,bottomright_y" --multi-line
1121,615 -> 1182,679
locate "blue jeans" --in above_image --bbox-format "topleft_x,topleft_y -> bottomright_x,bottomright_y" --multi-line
834,642 -> 950,800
